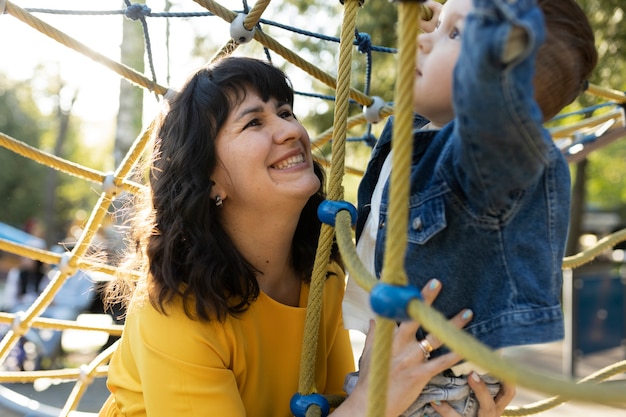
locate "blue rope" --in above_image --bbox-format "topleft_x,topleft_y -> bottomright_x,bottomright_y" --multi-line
550,102 -> 619,122
122,2 -> 159,101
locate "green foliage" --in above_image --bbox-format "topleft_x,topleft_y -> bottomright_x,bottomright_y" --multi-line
0,74 -> 107,244
0,77 -> 48,230
576,0 -> 626,216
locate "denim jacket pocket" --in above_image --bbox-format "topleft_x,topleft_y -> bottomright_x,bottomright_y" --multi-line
407,195 -> 447,245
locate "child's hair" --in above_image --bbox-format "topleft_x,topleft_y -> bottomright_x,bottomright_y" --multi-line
534,0 -> 598,121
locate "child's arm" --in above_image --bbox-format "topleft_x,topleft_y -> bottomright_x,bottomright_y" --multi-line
450,0 -> 554,212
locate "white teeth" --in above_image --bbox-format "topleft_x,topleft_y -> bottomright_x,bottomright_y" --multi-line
273,154 -> 304,170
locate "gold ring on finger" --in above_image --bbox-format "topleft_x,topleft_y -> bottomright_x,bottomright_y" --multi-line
417,338 -> 434,359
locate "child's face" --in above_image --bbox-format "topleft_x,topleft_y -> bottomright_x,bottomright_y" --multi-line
413,0 -> 472,127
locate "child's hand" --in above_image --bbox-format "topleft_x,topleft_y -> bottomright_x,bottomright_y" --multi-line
419,0 -> 442,33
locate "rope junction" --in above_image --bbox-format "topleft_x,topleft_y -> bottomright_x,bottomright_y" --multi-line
0,1 -> 625,416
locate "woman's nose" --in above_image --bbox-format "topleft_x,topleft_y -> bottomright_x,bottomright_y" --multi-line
272,117 -> 301,143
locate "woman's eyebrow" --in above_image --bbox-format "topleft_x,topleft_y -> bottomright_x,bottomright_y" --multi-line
234,105 -> 264,122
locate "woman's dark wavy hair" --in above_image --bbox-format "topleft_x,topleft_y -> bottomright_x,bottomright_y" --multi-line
118,57 -> 337,322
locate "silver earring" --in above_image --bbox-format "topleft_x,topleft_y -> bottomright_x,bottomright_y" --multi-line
215,196 -> 223,207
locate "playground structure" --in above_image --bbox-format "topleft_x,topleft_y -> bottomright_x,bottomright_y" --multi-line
1,0 -> 626,416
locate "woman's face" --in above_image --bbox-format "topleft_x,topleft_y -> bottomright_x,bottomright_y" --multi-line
211,90 -> 320,213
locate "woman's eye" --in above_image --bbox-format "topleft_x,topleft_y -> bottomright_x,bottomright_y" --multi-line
449,27 -> 460,39
279,110 -> 294,119
243,118 -> 261,129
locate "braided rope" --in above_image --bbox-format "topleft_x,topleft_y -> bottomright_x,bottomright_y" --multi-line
408,296 -> 626,408
5,0 -> 167,96
502,360 -> 626,416
312,106 -> 395,148
0,312 -> 124,335
0,1 -> 625,416
562,228 -> 626,269
60,342 -> 119,415
550,108 -> 624,139
299,0 -> 361,402
366,3 -> 421,416
0,132 -> 144,196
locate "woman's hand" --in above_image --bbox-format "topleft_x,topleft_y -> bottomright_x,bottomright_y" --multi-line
430,374 -> 516,417
337,279 -> 473,417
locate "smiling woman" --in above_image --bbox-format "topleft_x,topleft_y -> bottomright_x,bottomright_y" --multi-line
96,56 -> 478,417
96,56 -> 355,417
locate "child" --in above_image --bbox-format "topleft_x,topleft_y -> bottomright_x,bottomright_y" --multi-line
342,0 -> 598,415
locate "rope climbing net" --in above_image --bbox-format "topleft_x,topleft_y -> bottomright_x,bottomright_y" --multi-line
1,1 -> 626,416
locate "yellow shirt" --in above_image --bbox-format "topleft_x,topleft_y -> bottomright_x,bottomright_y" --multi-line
99,265 -> 354,417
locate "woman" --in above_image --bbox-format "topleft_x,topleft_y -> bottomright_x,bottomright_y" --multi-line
98,56 -> 513,417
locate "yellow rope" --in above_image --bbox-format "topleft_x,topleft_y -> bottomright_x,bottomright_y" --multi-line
0,313 -> 123,335
0,132 -> 144,196
502,360 -> 626,416
366,2 -> 421,416
60,342 -> 119,415
562,228 -> 626,269
299,0 -> 361,401
0,367 -> 109,384
4,1 -> 168,96
550,108 -> 624,139
408,297 -> 626,408
1,1 -> 625,416
312,107 -> 395,149
587,83 -> 626,103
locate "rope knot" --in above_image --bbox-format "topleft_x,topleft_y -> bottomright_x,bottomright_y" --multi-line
354,31 -> 372,54
363,132 -> 378,148
125,4 -> 151,21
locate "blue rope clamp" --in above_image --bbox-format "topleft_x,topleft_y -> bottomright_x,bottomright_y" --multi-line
317,200 -> 358,227
370,283 -> 423,321
290,393 -> 330,417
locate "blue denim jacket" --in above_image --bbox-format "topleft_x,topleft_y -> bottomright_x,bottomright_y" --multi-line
355,0 -> 569,354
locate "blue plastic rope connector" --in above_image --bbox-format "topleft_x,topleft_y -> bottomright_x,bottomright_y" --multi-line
290,393 -> 330,417
370,283 -> 423,321
318,200 -> 357,227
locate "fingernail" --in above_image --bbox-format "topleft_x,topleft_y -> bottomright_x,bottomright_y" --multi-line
432,400 -> 442,406
472,372 -> 481,382
462,309 -> 473,320
429,279 -> 440,290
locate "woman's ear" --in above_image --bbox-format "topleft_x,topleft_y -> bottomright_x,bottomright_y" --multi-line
210,179 -> 227,204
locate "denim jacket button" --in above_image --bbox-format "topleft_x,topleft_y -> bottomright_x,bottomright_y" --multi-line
378,220 -> 385,229
412,216 -> 423,231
